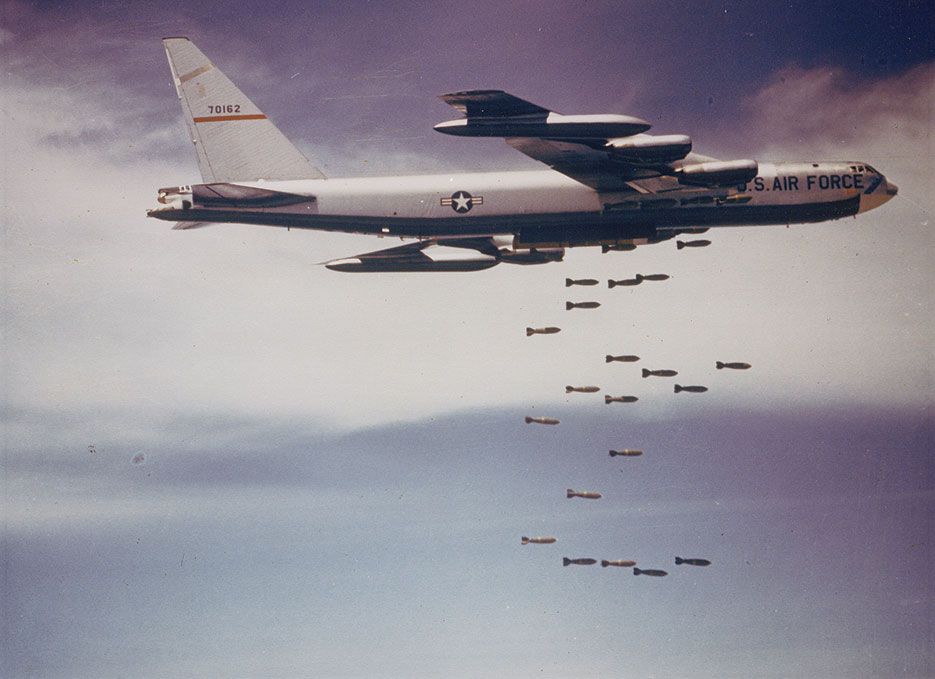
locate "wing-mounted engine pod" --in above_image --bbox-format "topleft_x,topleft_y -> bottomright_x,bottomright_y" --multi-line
675,159 -> 759,187
605,135 -> 692,164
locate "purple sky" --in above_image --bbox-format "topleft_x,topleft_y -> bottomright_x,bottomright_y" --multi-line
1,1 -> 933,677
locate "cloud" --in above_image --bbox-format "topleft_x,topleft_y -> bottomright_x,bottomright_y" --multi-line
2,20 -> 933,434
741,62 -> 934,171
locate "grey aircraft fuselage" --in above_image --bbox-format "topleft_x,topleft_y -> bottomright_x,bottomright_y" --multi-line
153,161 -> 892,246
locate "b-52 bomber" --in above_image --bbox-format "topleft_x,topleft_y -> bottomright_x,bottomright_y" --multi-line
148,38 -> 898,273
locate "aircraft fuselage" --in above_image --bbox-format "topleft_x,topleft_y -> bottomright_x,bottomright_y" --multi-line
149,161 -> 896,248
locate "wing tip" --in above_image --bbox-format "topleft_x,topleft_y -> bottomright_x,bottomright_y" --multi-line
439,89 -> 506,100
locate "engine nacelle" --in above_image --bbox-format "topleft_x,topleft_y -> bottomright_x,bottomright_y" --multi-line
676,160 -> 758,187
605,135 -> 692,164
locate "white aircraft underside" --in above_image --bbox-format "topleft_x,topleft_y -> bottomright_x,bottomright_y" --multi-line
148,38 -> 898,272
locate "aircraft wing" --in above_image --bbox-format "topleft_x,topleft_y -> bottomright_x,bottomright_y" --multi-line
504,137 -> 659,191
435,90 -> 733,192
322,237 -> 563,273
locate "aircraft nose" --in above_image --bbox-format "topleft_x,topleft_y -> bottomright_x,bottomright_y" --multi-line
857,175 -> 898,214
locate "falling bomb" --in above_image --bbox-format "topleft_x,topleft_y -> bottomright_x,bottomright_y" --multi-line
633,568 -> 668,577
674,384 -> 708,393
675,557 -> 711,566
605,395 -> 638,404
567,489 -> 602,499
606,354 -> 640,363
716,361 -> 751,370
676,239 -> 712,249
526,326 -> 561,336
563,558 -> 597,566
642,369 -> 678,378
525,416 -> 560,425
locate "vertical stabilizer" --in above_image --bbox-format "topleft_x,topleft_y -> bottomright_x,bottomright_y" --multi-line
162,37 -> 325,182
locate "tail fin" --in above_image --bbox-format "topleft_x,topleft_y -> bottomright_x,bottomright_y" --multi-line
716,361 -> 725,369
601,560 -> 609,567
608,279 -> 617,288
563,557 -> 571,567
521,537 -> 530,544
677,240 -> 685,250
641,368 -> 650,378
162,37 -> 325,183
675,557 -> 684,564
526,328 -> 534,336
565,278 -> 573,287
674,384 -> 683,393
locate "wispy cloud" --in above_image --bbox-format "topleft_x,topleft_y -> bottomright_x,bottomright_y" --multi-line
743,62 -> 934,157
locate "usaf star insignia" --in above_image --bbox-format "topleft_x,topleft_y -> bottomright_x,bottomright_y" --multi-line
441,190 -> 483,213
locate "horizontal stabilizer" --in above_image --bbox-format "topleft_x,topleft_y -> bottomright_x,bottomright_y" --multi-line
191,183 -> 311,208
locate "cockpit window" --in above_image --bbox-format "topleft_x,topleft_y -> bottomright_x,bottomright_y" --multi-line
864,165 -> 878,174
